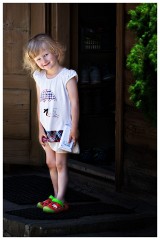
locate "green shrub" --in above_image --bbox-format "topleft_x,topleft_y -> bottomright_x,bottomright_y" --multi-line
126,3 -> 157,126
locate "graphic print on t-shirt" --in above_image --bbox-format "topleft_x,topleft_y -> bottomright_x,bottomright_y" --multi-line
43,108 -> 59,118
41,89 -> 59,118
40,89 -> 57,102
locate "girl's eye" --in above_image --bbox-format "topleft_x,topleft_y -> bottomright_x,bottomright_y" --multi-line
44,53 -> 48,57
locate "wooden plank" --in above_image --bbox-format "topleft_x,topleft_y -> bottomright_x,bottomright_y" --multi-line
3,3 -> 30,29
3,3 -> 30,74
30,3 -> 46,37
58,3 -> 70,68
3,140 -> 30,164
115,3 -> 124,191
50,4 -> 58,38
4,75 -> 30,89
124,111 -> 157,150
51,3 -> 70,68
3,31 -> 29,74
70,3 -> 78,71
124,143 -> 157,195
68,159 -> 115,182
3,89 -> 30,139
125,144 -> 157,176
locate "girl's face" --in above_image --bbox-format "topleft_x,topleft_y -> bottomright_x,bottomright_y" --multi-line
34,48 -> 58,71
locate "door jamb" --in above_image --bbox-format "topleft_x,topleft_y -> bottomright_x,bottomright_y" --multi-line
115,3 -> 124,191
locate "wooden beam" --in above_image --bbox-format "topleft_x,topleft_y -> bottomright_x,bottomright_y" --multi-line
50,3 -> 70,68
115,3 -> 124,191
70,3 -> 78,71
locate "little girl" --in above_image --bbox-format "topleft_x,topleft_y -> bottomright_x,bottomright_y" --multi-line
23,33 -> 79,213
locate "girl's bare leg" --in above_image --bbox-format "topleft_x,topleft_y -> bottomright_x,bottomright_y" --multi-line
56,152 -> 68,202
44,144 -> 58,197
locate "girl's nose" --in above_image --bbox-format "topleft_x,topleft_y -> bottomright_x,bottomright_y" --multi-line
42,57 -> 48,64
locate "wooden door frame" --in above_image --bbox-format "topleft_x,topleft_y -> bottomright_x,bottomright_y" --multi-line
115,3 -> 124,191
69,3 -> 125,191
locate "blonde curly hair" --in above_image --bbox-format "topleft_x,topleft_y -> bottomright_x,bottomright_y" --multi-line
23,33 -> 66,74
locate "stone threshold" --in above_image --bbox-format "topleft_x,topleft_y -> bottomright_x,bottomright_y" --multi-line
68,158 -> 115,182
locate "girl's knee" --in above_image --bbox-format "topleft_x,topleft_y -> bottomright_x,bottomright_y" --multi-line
45,146 -> 56,169
56,161 -> 63,172
46,158 -> 56,169
56,159 -> 67,172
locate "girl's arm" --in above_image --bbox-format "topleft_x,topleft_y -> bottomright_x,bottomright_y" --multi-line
66,77 -> 79,145
36,84 -> 47,146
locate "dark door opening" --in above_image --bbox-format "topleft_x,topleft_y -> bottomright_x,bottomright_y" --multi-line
70,3 -> 116,176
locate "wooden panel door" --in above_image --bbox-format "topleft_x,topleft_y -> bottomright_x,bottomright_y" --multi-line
3,3 -> 46,165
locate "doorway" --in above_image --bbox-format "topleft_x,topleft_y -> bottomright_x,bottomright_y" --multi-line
70,3 -> 116,177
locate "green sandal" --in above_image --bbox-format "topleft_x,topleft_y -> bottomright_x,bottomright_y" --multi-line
43,198 -> 69,213
37,195 -> 58,209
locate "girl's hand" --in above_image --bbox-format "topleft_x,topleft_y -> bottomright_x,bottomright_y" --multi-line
39,127 -> 47,147
69,128 -> 79,146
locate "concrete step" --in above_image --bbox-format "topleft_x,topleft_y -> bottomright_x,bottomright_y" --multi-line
3,167 -> 157,237
3,205 -> 156,237
3,201 -> 157,237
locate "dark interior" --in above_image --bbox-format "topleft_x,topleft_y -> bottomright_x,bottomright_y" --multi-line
72,4 -> 116,172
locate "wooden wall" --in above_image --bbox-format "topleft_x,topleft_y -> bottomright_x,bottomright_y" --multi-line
3,3 -> 46,165
123,4 -> 157,197
3,3 -> 71,165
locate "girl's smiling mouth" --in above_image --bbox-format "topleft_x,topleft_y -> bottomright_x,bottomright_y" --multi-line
43,62 -> 50,67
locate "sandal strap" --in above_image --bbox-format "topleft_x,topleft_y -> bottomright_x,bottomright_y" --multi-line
51,202 -> 63,209
43,198 -> 51,203
49,195 -> 64,207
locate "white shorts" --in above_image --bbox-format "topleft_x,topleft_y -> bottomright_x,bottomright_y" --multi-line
46,142 -> 80,154
48,142 -> 67,153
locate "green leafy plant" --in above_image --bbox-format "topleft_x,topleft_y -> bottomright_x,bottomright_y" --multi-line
126,3 -> 157,126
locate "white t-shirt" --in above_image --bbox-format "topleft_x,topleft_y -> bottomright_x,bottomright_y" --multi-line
33,68 -> 78,132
